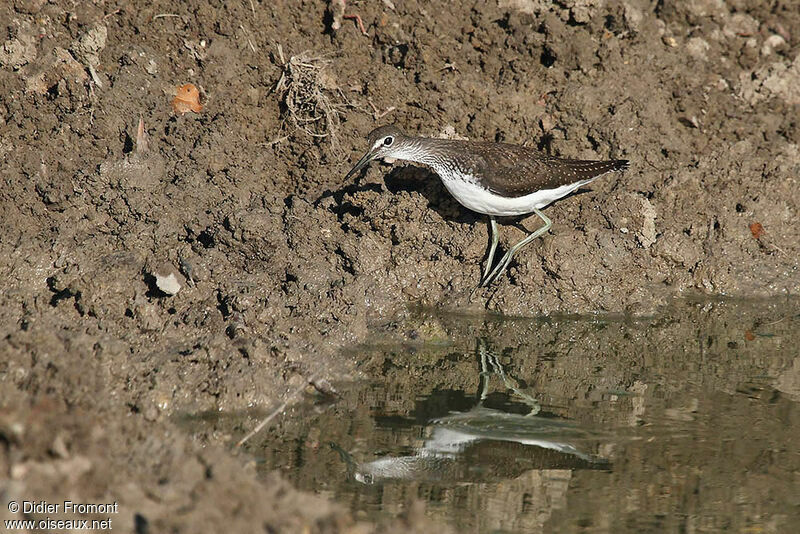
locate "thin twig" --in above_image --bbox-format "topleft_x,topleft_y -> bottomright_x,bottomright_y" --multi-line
343,13 -> 368,36
764,316 -> 788,326
239,25 -> 257,53
236,372 -> 317,447
258,135 -> 290,147
276,43 -> 285,65
770,243 -> 787,255
368,99 -> 395,120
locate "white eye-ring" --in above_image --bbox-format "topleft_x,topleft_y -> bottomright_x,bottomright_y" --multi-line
383,136 -> 394,147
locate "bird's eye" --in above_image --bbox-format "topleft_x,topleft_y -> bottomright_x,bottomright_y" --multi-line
383,136 -> 394,147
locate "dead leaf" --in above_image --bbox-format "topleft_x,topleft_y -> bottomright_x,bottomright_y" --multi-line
745,330 -> 755,341
749,222 -> 764,239
171,83 -> 203,114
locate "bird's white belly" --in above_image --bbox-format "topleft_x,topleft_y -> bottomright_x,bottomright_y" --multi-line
439,175 -> 592,217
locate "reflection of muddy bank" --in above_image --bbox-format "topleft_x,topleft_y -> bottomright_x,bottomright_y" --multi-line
217,299 -> 800,533
377,299 -> 800,419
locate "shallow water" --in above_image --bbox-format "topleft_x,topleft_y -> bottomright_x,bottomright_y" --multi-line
186,298 -> 800,533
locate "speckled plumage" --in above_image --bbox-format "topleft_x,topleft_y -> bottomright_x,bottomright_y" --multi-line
349,125 -> 628,216
345,124 -> 630,286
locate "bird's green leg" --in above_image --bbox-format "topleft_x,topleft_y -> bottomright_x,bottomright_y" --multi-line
480,216 -> 500,286
478,338 -> 491,401
484,344 -> 541,415
481,207 -> 552,287
477,338 -> 540,414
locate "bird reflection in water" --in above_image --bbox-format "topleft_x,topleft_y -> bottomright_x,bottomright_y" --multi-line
332,339 -> 609,485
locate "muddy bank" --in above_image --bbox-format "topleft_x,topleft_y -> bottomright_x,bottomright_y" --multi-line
1,0 -> 799,531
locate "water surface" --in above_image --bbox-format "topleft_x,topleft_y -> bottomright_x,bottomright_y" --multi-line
188,299 -> 800,533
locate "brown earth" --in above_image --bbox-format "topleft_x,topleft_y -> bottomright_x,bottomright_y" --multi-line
0,0 -> 798,532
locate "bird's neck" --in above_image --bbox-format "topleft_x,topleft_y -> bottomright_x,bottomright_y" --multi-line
391,138 -> 444,169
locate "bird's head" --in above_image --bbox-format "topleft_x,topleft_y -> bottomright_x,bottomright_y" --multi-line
344,125 -> 407,180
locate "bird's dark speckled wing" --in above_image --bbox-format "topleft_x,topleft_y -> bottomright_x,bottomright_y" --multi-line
455,141 -> 629,198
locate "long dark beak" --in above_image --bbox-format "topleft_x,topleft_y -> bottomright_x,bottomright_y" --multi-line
344,150 -> 376,181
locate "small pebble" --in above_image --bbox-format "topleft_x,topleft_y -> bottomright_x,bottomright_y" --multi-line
155,272 -> 181,295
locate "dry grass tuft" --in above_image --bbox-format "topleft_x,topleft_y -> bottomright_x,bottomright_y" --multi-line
274,46 -> 347,152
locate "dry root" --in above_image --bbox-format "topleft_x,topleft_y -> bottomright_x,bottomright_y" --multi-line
275,47 -> 346,151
